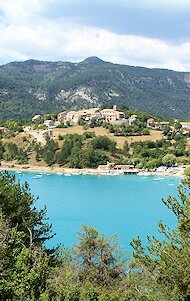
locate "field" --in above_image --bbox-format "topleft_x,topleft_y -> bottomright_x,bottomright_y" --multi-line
53,126 -> 163,148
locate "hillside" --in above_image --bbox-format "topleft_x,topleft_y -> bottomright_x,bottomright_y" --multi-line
0,56 -> 190,120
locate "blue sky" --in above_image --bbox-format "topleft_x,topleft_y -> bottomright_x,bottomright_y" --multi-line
0,0 -> 190,71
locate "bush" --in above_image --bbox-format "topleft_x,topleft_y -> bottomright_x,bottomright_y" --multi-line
90,136 -> 116,153
162,153 -> 177,167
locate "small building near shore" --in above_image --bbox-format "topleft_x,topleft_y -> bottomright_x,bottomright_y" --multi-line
98,162 -> 135,172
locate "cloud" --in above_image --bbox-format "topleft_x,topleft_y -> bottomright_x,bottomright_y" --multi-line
40,0 -> 190,43
0,0 -> 190,71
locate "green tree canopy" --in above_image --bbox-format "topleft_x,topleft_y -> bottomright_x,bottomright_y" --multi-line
90,136 -> 116,153
0,172 -> 53,247
130,177 -> 190,300
162,153 -> 177,167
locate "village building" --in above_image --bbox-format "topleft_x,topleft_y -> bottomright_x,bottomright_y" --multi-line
58,108 -> 102,125
154,121 -> 170,130
181,123 -> 190,131
100,107 -> 125,123
0,127 -> 8,132
56,106 -> 127,125
146,118 -> 169,130
36,129 -> 53,139
147,118 -> 156,128
23,126 -> 32,132
128,115 -> 137,125
81,108 -> 101,121
43,119 -> 55,127
57,111 -> 67,122
66,111 -> 76,123
98,162 -> 137,174
32,114 -> 41,122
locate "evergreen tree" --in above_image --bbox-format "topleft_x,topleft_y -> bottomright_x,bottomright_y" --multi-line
130,176 -> 190,300
0,172 -> 53,247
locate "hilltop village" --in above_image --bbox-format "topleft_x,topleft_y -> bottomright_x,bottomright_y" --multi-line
0,105 -> 189,175
26,106 -> 189,141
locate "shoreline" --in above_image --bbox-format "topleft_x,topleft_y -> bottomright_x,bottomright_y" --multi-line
0,163 -> 185,178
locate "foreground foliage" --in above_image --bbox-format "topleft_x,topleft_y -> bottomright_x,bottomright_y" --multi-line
0,172 -> 189,300
130,176 -> 190,300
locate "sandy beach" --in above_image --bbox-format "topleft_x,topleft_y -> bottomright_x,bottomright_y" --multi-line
0,162 -> 185,178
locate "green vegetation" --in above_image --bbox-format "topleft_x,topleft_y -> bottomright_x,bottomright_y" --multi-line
129,134 -> 190,169
0,170 -> 190,300
106,122 -> 150,136
56,134 -> 110,168
0,172 -> 53,300
184,166 -> 190,177
0,125 -> 189,168
0,57 -> 190,120
3,142 -> 28,164
130,176 -> 190,300
0,108 -> 189,169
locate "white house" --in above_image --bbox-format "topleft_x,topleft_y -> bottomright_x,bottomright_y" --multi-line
100,108 -> 125,123
43,120 -> 55,127
32,114 -> 41,122
128,115 -> 137,125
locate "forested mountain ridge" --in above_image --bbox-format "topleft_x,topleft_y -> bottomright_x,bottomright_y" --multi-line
0,56 -> 190,120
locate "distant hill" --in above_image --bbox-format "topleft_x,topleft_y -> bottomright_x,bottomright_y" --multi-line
0,56 -> 190,120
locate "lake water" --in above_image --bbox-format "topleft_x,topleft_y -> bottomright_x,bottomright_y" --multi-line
11,171 -> 181,251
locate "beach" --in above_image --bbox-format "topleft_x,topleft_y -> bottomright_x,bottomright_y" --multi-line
0,162 -> 185,177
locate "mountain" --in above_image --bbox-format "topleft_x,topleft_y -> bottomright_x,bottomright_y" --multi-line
0,56 -> 190,120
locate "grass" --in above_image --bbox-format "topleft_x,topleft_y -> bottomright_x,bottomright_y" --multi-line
53,126 -> 163,148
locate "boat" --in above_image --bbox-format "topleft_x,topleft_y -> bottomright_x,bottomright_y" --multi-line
33,174 -> 43,179
153,177 -> 164,181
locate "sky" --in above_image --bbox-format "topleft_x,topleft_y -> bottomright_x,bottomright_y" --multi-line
0,0 -> 190,71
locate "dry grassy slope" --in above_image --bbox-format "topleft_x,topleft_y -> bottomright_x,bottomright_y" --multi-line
53,126 -> 163,148
0,128 -> 163,167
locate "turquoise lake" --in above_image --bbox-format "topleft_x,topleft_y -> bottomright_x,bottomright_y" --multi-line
11,172 -> 181,251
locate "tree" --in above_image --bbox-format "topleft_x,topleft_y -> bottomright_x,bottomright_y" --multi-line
90,136 -> 116,153
0,142 -> 4,159
184,167 -> 190,177
123,140 -> 129,156
162,153 -> 177,167
73,225 -> 127,286
43,139 -> 58,166
0,172 -> 53,248
0,211 -> 50,300
130,177 -> 190,300
0,177 -> 52,300
163,124 -> 171,137
174,121 -> 182,131
4,119 -> 22,132
69,146 -> 84,168
82,147 -> 109,168
57,134 -> 83,166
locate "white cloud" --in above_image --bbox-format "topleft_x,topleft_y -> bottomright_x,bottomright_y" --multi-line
121,0 -> 190,8
0,0 -> 190,71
